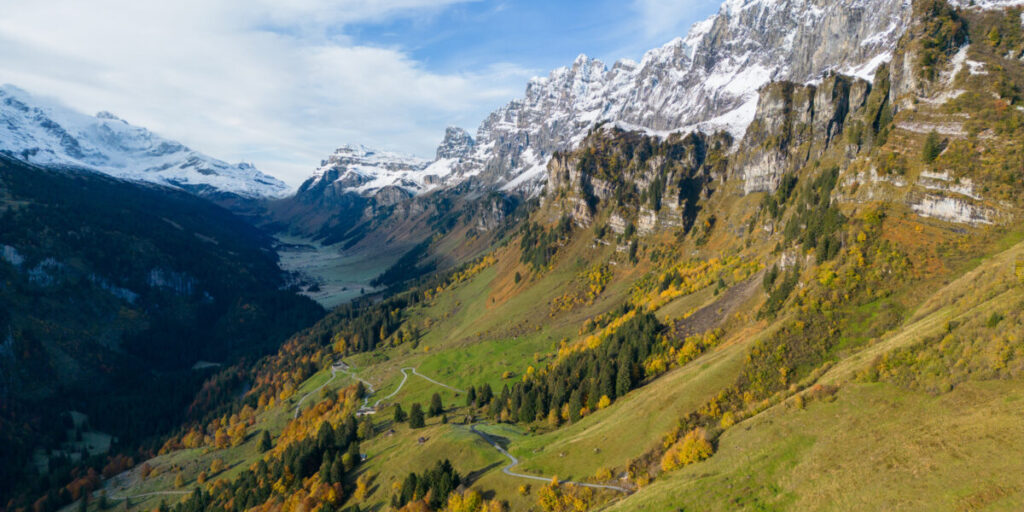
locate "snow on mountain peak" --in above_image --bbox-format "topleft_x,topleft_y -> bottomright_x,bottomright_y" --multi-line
420,0 -> 913,195
0,85 -> 289,199
303,143 -> 437,197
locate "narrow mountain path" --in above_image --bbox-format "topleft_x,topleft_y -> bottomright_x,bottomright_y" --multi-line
293,362 -> 343,419
334,361 -> 378,410
407,367 -> 466,394
371,368 -> 411,408
333,363 -> 464,412
468,425 -> 631,493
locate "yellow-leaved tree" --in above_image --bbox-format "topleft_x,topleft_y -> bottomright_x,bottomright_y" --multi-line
660,427 -> 713,472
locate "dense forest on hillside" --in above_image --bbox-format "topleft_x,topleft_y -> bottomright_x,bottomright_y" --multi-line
0,157 -> 324,507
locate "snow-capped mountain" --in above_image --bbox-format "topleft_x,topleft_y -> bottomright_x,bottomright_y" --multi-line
435,0 -> 918,194
0,85 -> 289,199
298,126 -> 481,199
435,127 -> 475,160
299,144 -> 437,197
288,0 -> 1024,221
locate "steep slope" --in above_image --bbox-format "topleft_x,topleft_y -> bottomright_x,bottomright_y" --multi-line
0,155 -> 323,503
0,85 -> 289,199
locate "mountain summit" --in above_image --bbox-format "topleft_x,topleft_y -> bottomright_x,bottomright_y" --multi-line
0,85 -> 290,199
434,0 -> 917,194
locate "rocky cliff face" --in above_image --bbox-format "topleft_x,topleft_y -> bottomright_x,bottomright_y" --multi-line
733,73 -> 871,194
281,0 -> 1024,249
292,0 -> 917,204
435,127 -> 475,160
545,128 -> 730,234
439,0 -> 914,194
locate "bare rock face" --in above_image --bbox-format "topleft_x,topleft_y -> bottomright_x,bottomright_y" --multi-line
435,127 -> 475,160
470,193 -> 519,233
733,73 -> 871,194
373,185 -> 414,208
544,127 -> 726,234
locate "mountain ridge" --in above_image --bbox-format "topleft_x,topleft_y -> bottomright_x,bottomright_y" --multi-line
0,85 -> 290,199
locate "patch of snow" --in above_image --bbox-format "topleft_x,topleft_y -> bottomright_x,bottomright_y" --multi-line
844,51 -> 892,81
500,149 -> 548,194
88,274 -> 139,304
307,144 -> 431,196
948,0 -> 1024,8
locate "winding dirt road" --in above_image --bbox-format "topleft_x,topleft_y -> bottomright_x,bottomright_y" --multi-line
468,425 -> 631,493
293,363 -> 344,419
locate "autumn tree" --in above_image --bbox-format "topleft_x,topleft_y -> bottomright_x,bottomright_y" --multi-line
229,422 -> 247,447
214,427 -> 229,449
536,479 -> 592,512
660,428 -> 713,471
547,408 -> 561,427
354,473 -> 372,501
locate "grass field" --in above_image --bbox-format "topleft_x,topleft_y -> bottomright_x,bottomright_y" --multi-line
508,332 -> 753,482
606,379 -> 1024,511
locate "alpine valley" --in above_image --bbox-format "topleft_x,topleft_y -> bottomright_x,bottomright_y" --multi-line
2,0 -> 1024,511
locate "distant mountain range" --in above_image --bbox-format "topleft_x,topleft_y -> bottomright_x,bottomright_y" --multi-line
0,85 -> 289,199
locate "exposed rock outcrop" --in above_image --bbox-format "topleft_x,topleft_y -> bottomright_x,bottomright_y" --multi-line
734,73 -> 871,194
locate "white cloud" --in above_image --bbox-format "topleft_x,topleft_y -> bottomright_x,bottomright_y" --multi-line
0,0 -> 530,185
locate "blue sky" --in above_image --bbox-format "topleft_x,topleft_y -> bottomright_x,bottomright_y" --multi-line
347,0 -> 719,74
0,0 -> 721,185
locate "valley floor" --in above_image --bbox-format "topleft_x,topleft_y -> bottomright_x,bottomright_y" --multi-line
275,234 -> 396,308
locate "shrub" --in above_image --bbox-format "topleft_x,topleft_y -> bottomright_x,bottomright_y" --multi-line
660,428 -> 713,471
